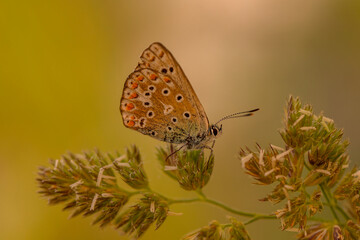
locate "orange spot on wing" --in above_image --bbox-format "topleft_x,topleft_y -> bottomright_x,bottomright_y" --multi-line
127,120 -> 135,127
129,92 -> 138,99
150,73 -> 157,80
129,115 -> 135,120
163,77 -> 171,83
131,82 -> 138,89
125,103 -> 134,111
149,56 -> 155,61
136,76 -> 144,81
159,51 -> 164,57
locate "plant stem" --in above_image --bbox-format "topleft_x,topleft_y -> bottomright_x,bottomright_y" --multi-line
166,189 -> 276,223
168,198 -> 201,204
322,202 -> 350,221
126,183 -> 340,226
127,190 -> 142,196
244,215 -> 276,225
171,194 -> 275,220
335,205 -> 350,221
201,197 -> 257,217
144,186 -> 169,200
319,184 -> 340,223
196,190 -> 275,219
308,216 -> 333,223
304,161 -> 347,223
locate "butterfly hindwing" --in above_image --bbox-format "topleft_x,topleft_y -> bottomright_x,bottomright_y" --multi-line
120,68 -> 202,143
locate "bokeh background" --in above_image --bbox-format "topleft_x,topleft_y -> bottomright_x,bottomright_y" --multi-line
1,0 -> 360,239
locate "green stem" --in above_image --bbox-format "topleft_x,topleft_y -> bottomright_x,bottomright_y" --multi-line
166,189 -> 276,222
202,197 -> 257,217
127,190 -> 142,196
144,186 -> 169,200
114,185 -> 133,195
322,202 -> 350,221
244,216 -> 261,225
196,189 -> 206,199
335,204 -> 351,221
308,216 -> 333,223
304,161 -> 348,223
124,182 -> 345,226
168,198 -> 201,205
196,190 -> 274,219
221,223 -> 232,229
131,188 -> 275,224
244,215 -> 276,225
320,184 -> 340,223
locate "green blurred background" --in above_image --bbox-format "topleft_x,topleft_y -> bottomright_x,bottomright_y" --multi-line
1,1 -> 359,239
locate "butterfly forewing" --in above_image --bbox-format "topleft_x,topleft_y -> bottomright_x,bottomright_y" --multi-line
136,43 -> 209,132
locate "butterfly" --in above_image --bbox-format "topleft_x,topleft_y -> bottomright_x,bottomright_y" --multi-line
120,42 -> 258,150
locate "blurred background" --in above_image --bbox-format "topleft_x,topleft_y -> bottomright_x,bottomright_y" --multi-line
1,0 -> 359,239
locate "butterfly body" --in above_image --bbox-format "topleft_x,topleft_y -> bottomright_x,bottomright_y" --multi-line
120,42 -> 257,149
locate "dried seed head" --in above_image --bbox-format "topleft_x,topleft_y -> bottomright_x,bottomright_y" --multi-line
113,145 -> 149,189
343,220 -> 360,239
157,145 -> 214,191
297,224 -> 345,240
183,218 -> 250,240
334,167 -> 360,219
37,149 -> 129,227
115,193 -> 169,238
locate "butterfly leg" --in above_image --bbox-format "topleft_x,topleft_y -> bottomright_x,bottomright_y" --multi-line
164,144 -> 187,163
203,140 -> 216,156
211,140 -> 216,149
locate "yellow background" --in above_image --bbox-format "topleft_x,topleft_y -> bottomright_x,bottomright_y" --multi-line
1,1 -> 359,239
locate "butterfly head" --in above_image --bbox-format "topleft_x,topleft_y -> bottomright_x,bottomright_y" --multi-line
209,124 -> 223,138
208,108 -> 260,140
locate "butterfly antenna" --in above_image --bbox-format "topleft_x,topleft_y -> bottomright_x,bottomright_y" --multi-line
215,108 -> 259,125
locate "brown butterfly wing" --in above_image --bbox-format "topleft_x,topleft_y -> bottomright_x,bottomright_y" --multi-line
120,43 -> 209,144
120,69 -> 200,143
137,42 -> 209,133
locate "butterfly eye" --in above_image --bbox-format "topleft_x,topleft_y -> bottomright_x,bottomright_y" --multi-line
147,110 -> 154,118
183,112 -> 190,119
161,68 -> 167,74
171,117 -> 178,123
162,88 -> 170,96
169,67 -> 174,72
212,128 -> 218,136
176,94 -> 183,102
